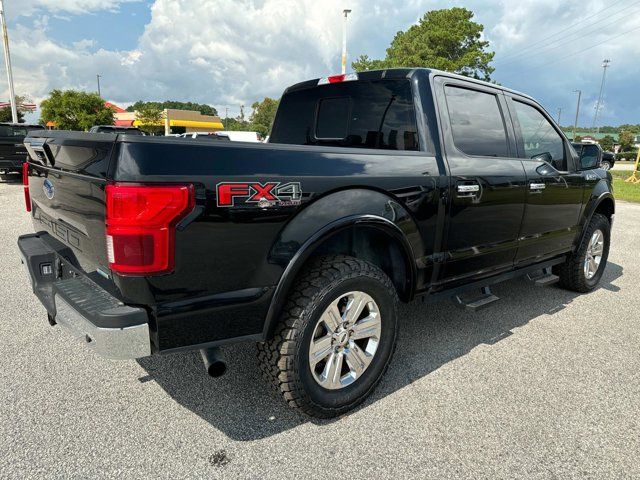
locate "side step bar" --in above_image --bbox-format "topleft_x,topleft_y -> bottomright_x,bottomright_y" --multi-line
527,267 -> 560,287
453,286 -> 500,312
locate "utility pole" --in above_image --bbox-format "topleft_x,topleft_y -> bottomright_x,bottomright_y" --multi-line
225,107 -> 228,129
592,59 -> 610,133
96,74 -> 102,97
572,89 -> 582,141
341,9 -> 352,74
0,0 -> 18,124
556,107 -> 562,125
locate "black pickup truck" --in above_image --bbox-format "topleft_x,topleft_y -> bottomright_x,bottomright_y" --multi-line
0,123 -> 45,175
19,69 -> 614,417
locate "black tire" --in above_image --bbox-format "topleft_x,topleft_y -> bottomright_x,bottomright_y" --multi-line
556,213 -> 610,292
601,160 -> 612,170
257,255 -> 398,418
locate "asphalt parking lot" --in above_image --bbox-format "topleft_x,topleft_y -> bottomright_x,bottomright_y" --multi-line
1,177 -> 638,479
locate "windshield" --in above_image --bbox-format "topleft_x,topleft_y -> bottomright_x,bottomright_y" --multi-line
271,79 -> 420,151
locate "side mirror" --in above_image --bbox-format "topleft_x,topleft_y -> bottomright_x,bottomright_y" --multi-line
579,144 -> 602,170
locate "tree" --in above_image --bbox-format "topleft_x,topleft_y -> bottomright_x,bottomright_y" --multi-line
249,97 -> 279,136
0,106 -> 23,123
619,130 -> 636,151
135,104 -> 165,135
352,7 -> 495,81
599,135 -> 615,152
0,94 -> 34,123
126,100 -> 218,116
40,90 -> 114,131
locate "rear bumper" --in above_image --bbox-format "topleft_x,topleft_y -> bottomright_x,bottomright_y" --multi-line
18,233 -> 151,360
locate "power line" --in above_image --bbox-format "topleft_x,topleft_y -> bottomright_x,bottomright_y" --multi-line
495,0 -> 638,64
495,3 -> 640,68
501,23 -> 640,75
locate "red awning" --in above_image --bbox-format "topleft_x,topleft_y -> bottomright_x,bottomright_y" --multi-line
105,102 -> 126,113
115,119 -> 134,127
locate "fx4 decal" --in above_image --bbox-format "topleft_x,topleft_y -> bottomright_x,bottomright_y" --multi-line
216,182 -> 302,207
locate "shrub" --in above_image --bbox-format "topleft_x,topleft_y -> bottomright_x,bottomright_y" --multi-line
615,150 -> 638,161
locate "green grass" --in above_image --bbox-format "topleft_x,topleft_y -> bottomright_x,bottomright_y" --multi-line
613,177 -> 640,203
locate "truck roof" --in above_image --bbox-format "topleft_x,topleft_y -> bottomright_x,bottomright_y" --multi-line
285,67 -> 534,102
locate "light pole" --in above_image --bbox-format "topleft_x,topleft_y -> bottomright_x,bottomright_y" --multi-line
0,0 -> 18,124
572,90 -> 581,141
341,9 -> 352,74
556,107 -> 562,125
592,59 -> 610,133
96,74 -> 102,97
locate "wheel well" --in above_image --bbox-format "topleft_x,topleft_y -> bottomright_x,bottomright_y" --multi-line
594,197 -> 614,222
309,225 -> 413,302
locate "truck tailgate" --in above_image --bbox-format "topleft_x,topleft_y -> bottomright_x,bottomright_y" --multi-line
24,131 -> 117,274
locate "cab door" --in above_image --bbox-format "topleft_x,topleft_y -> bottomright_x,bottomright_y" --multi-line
506,95 -> 586,265
433,77 -> 527,286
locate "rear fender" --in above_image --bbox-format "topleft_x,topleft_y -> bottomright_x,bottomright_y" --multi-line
262,188 -> 422,339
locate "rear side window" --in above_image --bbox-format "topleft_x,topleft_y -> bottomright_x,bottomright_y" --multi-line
271,79 -> 420,151
444,86 -> 509,157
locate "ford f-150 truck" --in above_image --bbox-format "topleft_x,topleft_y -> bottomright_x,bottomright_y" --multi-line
18,69 -> 614,418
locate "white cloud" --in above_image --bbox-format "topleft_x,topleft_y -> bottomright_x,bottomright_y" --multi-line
1,0 -> 639,124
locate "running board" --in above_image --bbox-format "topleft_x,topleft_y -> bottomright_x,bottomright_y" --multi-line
527,267 -> 560,287
453,286 -> 500,312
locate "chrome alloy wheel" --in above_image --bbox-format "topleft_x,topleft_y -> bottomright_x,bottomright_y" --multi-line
584,229 -> 604,280
308,291 -> 381,390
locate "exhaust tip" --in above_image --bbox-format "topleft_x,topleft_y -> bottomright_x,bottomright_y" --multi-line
206,361 -> 227,378
200,347 -> 226,378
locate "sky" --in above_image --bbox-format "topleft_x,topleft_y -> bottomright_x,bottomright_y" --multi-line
2,0 -> 640,126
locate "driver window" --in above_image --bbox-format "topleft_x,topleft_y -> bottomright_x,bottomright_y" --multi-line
513,100 -> 566,170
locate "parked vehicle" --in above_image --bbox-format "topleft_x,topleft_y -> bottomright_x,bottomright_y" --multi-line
571,142 -> 615,171
89,125 -> 144,135
0,123 -> 45,175
177,132 -> 231,141
19,69 -> 614,417
601,150 -> 615,170
215,130 -> 261,142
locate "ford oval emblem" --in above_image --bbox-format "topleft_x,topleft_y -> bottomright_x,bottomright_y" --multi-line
43,179 -> 55,200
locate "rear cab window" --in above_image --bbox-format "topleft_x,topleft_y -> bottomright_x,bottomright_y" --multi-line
270,79 -> 421,151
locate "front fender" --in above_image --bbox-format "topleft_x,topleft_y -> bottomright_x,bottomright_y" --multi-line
577,176 -> 615,243
262,188 -> 423,338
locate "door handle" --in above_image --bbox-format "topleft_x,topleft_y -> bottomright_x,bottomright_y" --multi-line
457,184 -> 480,195
529,182 -> 546,191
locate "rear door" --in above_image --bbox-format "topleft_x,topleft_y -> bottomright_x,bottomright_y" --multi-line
506,95 -> 585,265
433,77 -> 527,285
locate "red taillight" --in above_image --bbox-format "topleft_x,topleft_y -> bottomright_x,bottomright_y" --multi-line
105,183 -> 195,275
22,162 -> 31,212
318,73 -> 358,85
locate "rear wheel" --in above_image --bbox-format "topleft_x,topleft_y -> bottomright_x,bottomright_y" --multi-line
257,255 -> 398,418
556,213 -> 610,292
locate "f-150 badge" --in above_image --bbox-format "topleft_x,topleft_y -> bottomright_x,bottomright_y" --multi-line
216,182 -> 302,207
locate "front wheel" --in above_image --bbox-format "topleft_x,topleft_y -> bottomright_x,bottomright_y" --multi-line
600,160 -> 612,171
257,255 -> 398,418
556,213 -> 610,292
